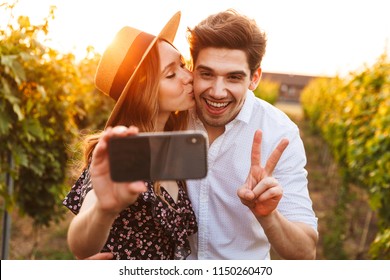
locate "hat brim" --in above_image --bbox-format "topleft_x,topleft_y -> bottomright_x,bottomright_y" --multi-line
104,11 -> 181,128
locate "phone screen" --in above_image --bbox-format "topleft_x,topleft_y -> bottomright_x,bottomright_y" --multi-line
108,131 -> 208,182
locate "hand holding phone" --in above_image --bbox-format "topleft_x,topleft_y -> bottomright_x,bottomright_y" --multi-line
108,131 -> 208,182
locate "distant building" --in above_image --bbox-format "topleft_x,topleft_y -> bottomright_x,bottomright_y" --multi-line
261,72 -> 318,103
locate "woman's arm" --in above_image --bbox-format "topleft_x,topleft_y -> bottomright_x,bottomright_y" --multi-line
67,126 -> 147,259
67,190 -> 118,259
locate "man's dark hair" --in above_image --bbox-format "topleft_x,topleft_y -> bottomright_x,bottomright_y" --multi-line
187,9 -> 267,76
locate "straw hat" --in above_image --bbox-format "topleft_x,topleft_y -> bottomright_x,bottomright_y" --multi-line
94,11 -> 181,128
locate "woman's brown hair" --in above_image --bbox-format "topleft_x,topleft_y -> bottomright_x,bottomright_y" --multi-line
81,39 -> 189,198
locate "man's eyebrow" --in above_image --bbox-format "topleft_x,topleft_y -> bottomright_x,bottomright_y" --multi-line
195,65 -> 213,72
227,71 -> 247,77
195,65 -> 247,77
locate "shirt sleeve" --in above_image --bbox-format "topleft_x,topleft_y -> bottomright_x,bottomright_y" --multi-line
275,128 -> 318,232
62,167 -> 93,215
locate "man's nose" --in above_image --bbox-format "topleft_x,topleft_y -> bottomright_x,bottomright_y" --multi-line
210,77 -> 227,99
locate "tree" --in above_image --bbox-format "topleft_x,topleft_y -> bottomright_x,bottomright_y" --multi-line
0,2 -> 112,227
253,79 -> 279,105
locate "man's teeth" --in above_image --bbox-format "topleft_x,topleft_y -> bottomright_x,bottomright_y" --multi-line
206,100 -> 229,108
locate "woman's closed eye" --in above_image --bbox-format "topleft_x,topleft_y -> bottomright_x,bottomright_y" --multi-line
166,72 -> 176,79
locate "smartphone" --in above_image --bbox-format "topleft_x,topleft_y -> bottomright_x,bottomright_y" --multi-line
107,130 -> 208,182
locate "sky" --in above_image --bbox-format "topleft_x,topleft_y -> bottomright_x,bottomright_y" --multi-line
2,0 -> 390,77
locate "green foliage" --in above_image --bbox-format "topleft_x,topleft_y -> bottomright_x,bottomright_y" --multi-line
0,4 -> 111,226
254,79 -> 279,105
369,228 -> 390,259
301,53 -> 390,259
71,47 -> 114,131
322,188 -> 349,259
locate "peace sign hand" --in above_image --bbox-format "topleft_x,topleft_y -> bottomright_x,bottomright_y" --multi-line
237,130 -> 289,217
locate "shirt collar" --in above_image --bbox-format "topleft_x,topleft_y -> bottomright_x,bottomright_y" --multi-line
233,89 -> 255,125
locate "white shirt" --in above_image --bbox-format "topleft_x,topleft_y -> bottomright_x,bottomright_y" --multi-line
186,90 -> 318,260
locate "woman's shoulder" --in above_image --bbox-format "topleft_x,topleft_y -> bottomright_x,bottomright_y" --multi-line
62,168 -> 93,214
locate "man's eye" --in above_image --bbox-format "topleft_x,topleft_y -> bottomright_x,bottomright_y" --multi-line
200,72 -> 212,78
229,75 -> 242,81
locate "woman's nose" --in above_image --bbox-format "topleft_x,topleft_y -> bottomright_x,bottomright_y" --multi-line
182,68 -> 193,84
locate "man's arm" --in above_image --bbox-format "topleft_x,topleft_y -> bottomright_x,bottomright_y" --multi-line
237,129 -> 318,259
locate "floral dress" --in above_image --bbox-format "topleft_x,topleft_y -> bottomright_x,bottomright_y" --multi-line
63,168 -> 198,260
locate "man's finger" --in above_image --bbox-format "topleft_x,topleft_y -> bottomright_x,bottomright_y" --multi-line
251,130 -> 262,167
251,177 -> 279,197
81,252 -> 114,260
264,138 -> 289,175
237,184 -> 255,201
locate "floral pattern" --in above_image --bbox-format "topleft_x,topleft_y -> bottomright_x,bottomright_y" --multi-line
63,168 -> 198,260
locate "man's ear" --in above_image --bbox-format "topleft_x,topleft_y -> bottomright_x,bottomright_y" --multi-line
249,68 -> 262,90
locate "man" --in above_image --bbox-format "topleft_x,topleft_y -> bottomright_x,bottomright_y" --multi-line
85,9 -> 318,260
185,9 -> 318,259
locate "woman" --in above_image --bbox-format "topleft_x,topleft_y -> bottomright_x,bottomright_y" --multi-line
63,11 -> 198,260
